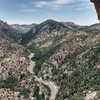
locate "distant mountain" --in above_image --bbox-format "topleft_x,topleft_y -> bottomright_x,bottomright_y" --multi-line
11,23 -> 38,34
62,21 -> 87,29
22,19 -> 88,43
79,23 -> 100,33
61,22 -> 100,33
61,21 -> 79,29
21,19 -> 71,44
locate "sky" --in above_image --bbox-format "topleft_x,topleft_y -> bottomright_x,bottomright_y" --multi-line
0,0 -> 100,25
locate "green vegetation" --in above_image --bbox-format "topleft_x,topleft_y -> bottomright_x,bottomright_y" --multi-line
27,34 -> 100,99
56,46 -> 100,100
22,20 -> 100,100
70,92 -> 84,100
0,77 -> 18,90
42,83 -> 51,97
33,85 -> 40,98
20,88 -> 31,98
33,85 -> 45,100
28,43 -> 61,75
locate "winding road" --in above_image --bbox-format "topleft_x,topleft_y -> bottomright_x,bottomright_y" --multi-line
27,52 -> 35,74
28,52 -> 58,100
35,76 -> 58,100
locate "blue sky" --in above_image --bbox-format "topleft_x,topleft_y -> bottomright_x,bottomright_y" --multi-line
0,0 -> 99,25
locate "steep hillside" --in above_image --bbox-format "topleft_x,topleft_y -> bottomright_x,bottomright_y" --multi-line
0,35 -> 28,99
0,19 -> 100,100
24,19 -> 100,100
0,19 -> 51,100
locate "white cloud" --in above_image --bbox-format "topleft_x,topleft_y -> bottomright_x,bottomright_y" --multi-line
20,9 -> 36,12
66,2 -> 91,10
20,4 -> 29,9
34,0 -> 71,9
34,0 -> 90,10
35,1 -> 49,7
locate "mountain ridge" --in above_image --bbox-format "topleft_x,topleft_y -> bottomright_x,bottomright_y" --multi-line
21,19 -> 71,44
0,19 -> 100,100
21,19 -> 100,100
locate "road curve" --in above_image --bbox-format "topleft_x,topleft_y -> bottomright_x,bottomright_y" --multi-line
35,76 -> 58,100
28,52 -> 58,100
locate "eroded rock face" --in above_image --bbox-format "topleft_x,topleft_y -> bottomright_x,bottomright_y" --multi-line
0,89 -> 24,100
0,37 -> 29,80
84,91 -> 100,100
91,0 -> 100,20
0,55 -> 28,80
38,39 -> 83,80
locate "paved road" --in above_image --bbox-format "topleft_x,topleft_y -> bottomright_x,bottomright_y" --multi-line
28,52 -> 58,100
35,76 -> 58,100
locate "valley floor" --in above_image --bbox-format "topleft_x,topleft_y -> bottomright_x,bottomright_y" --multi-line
28,52 -> 58,100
